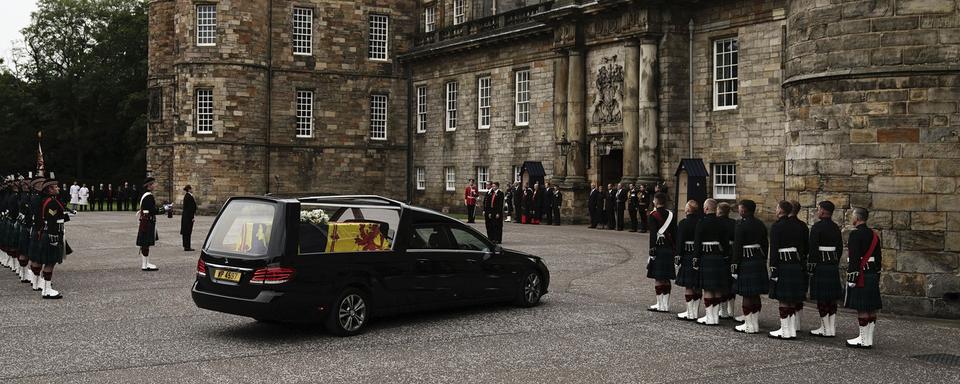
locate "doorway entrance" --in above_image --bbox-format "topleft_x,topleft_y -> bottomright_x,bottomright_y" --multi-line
599,149 -> 623,187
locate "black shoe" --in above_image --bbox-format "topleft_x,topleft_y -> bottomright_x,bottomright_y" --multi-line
184,248 -> 195,252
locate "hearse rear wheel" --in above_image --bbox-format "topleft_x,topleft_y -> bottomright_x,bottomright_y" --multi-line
326,288 -> 370,337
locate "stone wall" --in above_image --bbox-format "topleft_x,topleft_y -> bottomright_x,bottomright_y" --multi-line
784,0 -> 960,317
407,35 -> 556,212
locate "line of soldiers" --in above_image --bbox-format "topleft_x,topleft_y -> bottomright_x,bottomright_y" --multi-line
503,181 -> 563,226
1,173 -> 73,299
588,182 -> 656,232
63,181 -> 142,212
645,194 -> 883,349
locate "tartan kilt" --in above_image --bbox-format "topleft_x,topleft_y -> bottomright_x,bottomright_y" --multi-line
676,255 -> 700,289
772,263 -> 807,302
735,258 -> 769,296
809,264 -> 843,301
28,233 -> 44,263
699,254 -> 729,291
35,234 -> 65,265
18,225 -> 31,255
136,217 -> 157,247
845,271 -> 882,311
646,245 -> 676,280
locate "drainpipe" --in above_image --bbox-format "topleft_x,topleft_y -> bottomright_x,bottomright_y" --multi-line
688,18 -> 694,158
265,0 -> 274,194
405,64 -> 414,203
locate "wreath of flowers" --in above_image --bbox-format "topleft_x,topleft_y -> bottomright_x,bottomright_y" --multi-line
299,208 -> 330,226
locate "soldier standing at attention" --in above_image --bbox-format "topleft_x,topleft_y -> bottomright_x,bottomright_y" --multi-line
588,183 -> 600,228
768,200 -> 808,340
463,179 -> 479,224
646,192 -> 676,312
807,200 -> 843,338
34,177 -> 71,299
675,200 -> 702,321
789,200 -> 810,333
845,207 -> 882,349
137,178 -> 159,272
732,200 -> 768,334
615,183 -> 627,231
627,184 -> 639,232
638,184 -> 649,233
181,185 -> 197,252
503,183 -> 515,223
716,202 -> 738,319
693,199 -> 729,325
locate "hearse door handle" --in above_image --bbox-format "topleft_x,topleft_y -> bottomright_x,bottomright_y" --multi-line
416,259 -> 430,264
466,258 -> 478,263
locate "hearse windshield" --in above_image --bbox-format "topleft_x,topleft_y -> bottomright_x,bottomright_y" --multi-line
298,203 -> 400,254
205,199 -> 278,257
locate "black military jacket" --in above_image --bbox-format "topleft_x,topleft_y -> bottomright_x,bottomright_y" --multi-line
809,218 -> 843,264
847,224 -> 882,273
732,215 -> 768,264
676,212 -> 701,256
769,216 -> 808,266
694,214 -> 729,257
648,207 -> 676,248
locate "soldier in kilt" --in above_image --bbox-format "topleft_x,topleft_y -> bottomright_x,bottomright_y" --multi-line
732,200 -> 768,334
768,201 -> 808,340
137,178 -> 160,272
845,207 -> 882,349
806,200 -> 843,338
674,200 -> 702,321
33,178 -> 70,299
716,202 -> 738,320
646,192 -> 677,312
789,200 -> 810,335
17,177 -> 42,284
1,177 -> 17,269
693,199 -> 730,326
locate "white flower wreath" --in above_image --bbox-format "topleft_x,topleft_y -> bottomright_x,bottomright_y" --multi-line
300,208 -> 330,226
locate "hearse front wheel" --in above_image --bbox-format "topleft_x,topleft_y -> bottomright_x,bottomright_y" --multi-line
515,271 -> 543,307
326,288 -> 370,337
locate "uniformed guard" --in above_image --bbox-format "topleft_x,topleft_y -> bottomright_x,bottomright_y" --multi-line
34,175 -> 70,299
806,200 -> 843,337
732,199 -> 768,334
693,199 -> 729,325
768,200 -> 808,340
845,207 -> 882,349
18,176 -> 43,284
646,192 -> 676,312
503,183 -> 515,223
627,184 -> 639,232
789,200 -> 810,334
1,176 -> 16,269
463,179 -> 478,224
675,200 -> 702,321
137,178 -> 159,272
716,202 -> 738,319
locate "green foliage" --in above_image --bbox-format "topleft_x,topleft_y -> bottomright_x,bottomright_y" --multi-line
0,0 -> 147,183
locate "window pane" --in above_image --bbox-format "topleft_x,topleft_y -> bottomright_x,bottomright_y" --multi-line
296,90 -> 313,137
369,15 -> 389,60
370,95 -> 387,140
196,5 -> 217,46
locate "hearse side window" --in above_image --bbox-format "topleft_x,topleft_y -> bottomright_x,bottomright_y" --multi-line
448,227 -> 490,252
298,203 -> 399,254
409,225 -> 452,250
206,200 -> 277,257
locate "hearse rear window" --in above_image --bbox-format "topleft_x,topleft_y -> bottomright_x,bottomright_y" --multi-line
206,200 -> 277,257
299,203 -> 400,254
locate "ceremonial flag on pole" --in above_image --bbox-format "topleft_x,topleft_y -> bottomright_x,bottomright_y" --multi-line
36,131 -> 45,176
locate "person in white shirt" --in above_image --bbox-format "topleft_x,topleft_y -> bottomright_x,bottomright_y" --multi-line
69,181 -> 80,211
78,184 -> 90,212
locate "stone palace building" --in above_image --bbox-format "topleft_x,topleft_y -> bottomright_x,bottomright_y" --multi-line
147,0 -> 960,318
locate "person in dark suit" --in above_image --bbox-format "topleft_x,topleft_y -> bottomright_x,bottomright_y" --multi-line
615,183 -> 627,231
512,182 -> 523,224
483,182 -> 505,243
551,185 -> 562,226
128,185 -> 139,213
627,184 -> 639,232
605,184 -> 617,230
181,185 -> 197,251
588,183 -> 600,228
118,182 -> 129,211
845,207 -> 882,349
544,182 -> 556,225
638,184 -> 650,232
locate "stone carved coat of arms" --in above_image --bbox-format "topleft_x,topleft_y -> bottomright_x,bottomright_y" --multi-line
592,56 -> 624,126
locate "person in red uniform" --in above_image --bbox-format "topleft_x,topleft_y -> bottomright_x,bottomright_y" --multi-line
463,179 -> 479,223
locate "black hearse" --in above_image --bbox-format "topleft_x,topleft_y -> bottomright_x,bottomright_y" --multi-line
192,195 -> 549,336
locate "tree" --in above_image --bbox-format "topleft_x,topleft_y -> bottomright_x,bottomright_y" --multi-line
3,0 -> 147,183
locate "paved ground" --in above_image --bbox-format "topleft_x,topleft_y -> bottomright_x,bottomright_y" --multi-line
1,212 -> 958,383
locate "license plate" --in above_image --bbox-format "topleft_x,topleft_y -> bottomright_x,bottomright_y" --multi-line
212,269 -> 242,283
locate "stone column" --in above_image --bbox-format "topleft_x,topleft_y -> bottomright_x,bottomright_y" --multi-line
553,50 -> 569,184
565,49 -> 587,185
637,39 -> 660,185
621,40 -> 640,185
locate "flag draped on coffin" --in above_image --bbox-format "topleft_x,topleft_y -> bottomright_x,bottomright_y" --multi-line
326,223 -> 391,253
234,222 -> 272,254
